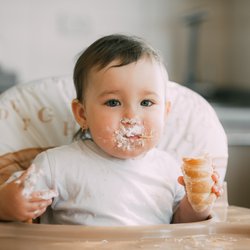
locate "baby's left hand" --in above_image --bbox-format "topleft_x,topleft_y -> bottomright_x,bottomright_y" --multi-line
178,171 -> 223,198
211,171 -> 223,197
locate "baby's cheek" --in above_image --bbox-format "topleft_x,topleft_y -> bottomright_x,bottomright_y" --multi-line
92,125 -> 116,144
146,119 -> 163,136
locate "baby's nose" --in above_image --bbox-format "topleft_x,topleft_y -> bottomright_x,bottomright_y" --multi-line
122,106 -> 139,121
121,117 -> 140,125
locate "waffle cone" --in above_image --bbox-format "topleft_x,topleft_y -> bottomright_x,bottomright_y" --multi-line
182,155 -> 215,212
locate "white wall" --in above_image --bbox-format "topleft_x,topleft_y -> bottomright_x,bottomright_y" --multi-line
0,0 -> 174,85
226,0 -> 250,89
0,0 -> 249,90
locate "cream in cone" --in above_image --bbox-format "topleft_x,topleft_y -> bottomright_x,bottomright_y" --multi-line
182,155 -> 216,212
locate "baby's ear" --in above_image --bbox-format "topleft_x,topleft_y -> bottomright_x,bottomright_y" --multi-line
71,99 -> 87,129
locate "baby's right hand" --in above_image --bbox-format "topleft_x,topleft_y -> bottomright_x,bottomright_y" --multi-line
0,168 -> 53,222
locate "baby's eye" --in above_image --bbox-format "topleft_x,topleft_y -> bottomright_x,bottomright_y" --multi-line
105,99 -> 121,107
140,99 -> 154,107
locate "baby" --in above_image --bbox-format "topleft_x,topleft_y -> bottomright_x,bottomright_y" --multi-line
1,34 -> 221,225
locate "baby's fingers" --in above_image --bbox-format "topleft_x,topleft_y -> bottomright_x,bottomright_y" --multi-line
212,184 -> 223,197
33,206 -> 47,219
30,189 -> 58,201
25,200 -> 51,220
177,176 -> 185,186
29,198 -> 52,209
25,206 -> 47,221
211,171 -> 223,197
212,171 -> 220,183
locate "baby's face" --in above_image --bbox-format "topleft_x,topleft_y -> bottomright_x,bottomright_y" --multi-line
82,58 -> 167,159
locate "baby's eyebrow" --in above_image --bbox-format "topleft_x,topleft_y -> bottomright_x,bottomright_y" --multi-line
98,90 -> 121,97
141,90 -> 160,97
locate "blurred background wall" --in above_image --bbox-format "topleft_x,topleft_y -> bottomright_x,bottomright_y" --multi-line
0,0 -> 174,88
0,0 -> 249,90
0,0 -> 250,208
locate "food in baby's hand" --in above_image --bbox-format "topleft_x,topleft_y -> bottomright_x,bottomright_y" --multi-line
38,189 -> 58,200
15,164 -> 58,200
182,155 -> 216,212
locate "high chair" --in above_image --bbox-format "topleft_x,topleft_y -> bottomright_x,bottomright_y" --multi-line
0,76 -> 228,201
0,76 -> 228,179
3,76 -> 250,249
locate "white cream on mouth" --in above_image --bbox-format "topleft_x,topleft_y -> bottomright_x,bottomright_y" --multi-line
114,118 -> 152,151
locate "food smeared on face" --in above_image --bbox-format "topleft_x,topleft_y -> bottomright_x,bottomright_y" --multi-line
114,118 -> 153,151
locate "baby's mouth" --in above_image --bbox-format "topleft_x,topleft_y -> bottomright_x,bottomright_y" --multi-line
114,119 -> 153,151
119,124 -> 144,139
124,134 -> 140,139
124,134 -> 152,140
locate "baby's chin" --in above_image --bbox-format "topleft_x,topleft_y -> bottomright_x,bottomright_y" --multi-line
93,135 -> 159,160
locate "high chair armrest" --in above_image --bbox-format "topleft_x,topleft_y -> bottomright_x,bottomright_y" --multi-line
0,147 -> 50,185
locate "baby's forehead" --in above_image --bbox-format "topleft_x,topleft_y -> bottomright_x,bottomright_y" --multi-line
89,58 -> 165,81
93,55 -> 160,72
85,57 -> 168,96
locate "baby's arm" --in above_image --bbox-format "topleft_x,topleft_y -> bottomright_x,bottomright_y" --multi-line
0,167 -> 53,222
172,172 -> 222,223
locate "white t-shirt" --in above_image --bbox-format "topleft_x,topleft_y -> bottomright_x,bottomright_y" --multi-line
32,140 -> 185,226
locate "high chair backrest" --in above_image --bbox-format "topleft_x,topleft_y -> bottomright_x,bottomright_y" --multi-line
0,76 -> 228,180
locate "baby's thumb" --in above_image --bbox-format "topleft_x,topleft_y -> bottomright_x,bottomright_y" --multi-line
177,176 -> 185,186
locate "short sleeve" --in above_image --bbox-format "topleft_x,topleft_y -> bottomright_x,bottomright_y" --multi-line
32,151 -> 54,192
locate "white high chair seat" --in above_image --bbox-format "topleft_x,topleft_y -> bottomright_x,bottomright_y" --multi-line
0,76 -> 228,180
